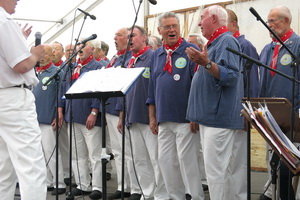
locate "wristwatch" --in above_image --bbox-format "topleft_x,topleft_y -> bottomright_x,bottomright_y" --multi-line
91,111 -> 97,116
205,61 -> 212,70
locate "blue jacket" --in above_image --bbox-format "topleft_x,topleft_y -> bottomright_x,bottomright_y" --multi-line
33,64 -> 63,124
186,32 -> 244,129
146,39 -> 198,123
259,32 -> 300,111
237,34 -> 260,97
59,59 -> 104,126
116,49 -> 152,125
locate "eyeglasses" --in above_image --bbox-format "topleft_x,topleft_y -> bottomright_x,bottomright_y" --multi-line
161,24 -> 179,30
266,17 -> 283,24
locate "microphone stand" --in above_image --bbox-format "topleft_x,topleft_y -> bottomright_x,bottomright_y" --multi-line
244,59 -> 253,200
226,47 -> 300,86
42,47 -> 82,200
249,7 -> 300,199
43,13 -> 90,200
117,1 -> 143,199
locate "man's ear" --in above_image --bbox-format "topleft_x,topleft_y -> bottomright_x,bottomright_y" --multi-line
157,27 -> 162,35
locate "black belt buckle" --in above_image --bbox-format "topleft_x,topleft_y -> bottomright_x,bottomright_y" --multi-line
14,84 -> 32,90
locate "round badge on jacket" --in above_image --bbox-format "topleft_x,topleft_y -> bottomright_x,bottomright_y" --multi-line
173,74 -> 180,81
175,57 -> 187,69
280,54 -> 292,66
143,67 -> 150,79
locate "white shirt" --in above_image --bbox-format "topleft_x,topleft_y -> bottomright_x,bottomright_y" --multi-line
0,7 -> 38,88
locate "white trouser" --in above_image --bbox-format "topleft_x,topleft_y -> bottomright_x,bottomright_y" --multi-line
198,130 -> 207,185
71,123 -> 102,191
230,130 -> 247,200
200,125 -> 245,200
106,113 -> 131,192
128,123 -> 169,200
158,122 -> 204,200
59,122 -> 70,179
0,87 -> 47,200
40,124 -> 66,188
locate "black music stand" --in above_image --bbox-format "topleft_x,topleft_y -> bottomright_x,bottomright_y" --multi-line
242,98 -> 300,200
64,67 -> 145,200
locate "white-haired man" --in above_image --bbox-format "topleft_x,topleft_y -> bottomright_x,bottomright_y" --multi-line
259,6 -> 300,200
186,5 -> 245,200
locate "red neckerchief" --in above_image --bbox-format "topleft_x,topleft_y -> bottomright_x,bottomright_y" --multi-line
270,29 -> 293,76
36,62 -> 52,73
163,37 -> 183,74
95,57 -> 101,61
106,49 -> 127,68
103,57 -> 109,61
194,64 -> 199,73
206,26 -> 228,47
54,60 -> 63,67
127,46 -> 150,68
233,30 -> 240,38
71,55 -> 94,80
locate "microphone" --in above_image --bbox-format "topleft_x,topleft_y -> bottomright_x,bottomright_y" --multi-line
148,0 -> 157,5
35,32 -> 42,47
77,34 -> 97,45
34,32 -> 42,69
249,7 -> 262,21
77,8 -> 96,20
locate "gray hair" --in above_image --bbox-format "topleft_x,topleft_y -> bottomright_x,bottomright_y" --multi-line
207,5 -> 228,26
158,12 -> 180,27
52,41 -> 64,52
188,33 -> 205,46
89,40 -> 101,49
149,35 -> 162,47
100,41 -> 109,56
270,6 -> 292,24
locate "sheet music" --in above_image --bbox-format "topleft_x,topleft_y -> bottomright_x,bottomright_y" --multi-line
66,67 -> 145,95
242,101 -> 300,170
262,104 -> 300,158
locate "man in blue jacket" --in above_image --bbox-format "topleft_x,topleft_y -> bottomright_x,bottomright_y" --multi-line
33,44 -> 66,195
259,6 -> 300,200
117,25 -> 168,200
58,39 -> 104,200
185,5 -> 245,200
147,12 -> 204,200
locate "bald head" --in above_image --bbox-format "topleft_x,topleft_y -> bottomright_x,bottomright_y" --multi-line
40,44 -> 53,66
114,27 -> 129,52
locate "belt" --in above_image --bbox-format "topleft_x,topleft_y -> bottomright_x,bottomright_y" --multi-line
13,84 -> 32,90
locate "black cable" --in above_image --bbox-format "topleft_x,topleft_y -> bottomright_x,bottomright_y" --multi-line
42,120 -> 88,199
45,125 -> 63,168
131,0 -> 137,14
